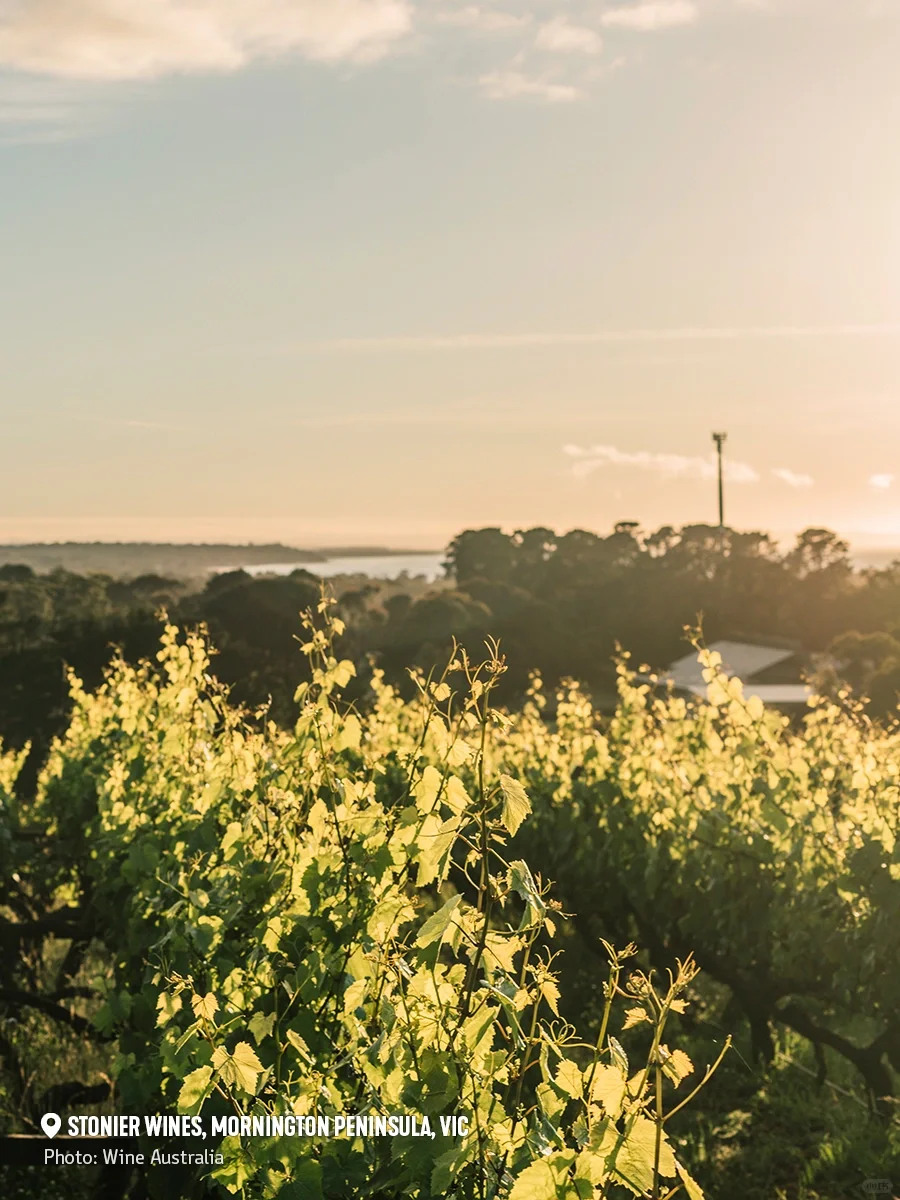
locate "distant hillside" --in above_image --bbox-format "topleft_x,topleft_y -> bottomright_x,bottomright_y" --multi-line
0,542 -> 326,578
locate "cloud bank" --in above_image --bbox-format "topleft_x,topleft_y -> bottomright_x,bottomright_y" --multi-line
870,473 -> 895,490
0,0 -> 813,121
0,0 -> 412,80
0,0 -> 722,88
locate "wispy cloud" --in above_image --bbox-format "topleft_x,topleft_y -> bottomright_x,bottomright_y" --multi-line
772,467 -> 813,488
535,18 -> 603,55
74,414 -> 188,433
563,443 -> 761,483
0,1 -> 412,82
289,322 -> 900,353
601,2 -> 699,31
478,69 -> 584,102
870,473 -> 895,490
436,6 -> 529,32
0,75 -> 108,141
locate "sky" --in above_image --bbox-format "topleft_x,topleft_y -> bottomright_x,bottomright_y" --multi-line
1,0 -> 899,550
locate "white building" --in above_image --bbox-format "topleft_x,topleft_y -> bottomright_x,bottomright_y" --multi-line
663,640 -> 811,707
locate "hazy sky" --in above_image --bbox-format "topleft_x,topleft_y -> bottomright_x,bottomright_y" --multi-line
2,0 -> 899,549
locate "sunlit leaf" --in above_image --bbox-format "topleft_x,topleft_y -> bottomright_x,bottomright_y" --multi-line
416,894 -> 462,948
622,1007 -> 650,1030
212,1041 -> 263,1094
660,1047 -> 694,1087
588,1064 -> 627,1118
611,1115 -> 676,1195
676,1159 -> 705,1200
508,1158 -> 559,1200
555,1058 -> 583,1099
248,1011 -> 275,1046
499,773 -> 532,836
178,1066 -> 213,1114
191,992 -> 218,1022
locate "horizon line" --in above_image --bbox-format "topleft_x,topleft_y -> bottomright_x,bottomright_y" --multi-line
0,530 -> 898,548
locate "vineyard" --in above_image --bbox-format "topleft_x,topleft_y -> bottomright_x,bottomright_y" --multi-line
1,597 -> 899,1198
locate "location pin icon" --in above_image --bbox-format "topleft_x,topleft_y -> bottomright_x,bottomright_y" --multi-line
41,1113 -> 61,1138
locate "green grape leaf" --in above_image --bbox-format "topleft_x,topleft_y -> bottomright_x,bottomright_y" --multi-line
431,1141 -> 475,1195
332,660 -> 355,689
575,1120 -> 619,1188
248,1011 -> 275,1046
588,1064 -> 627,1119
336,713 -> 361,752
286,1029 -> 313,1062
675,1159 -> 705,1200
555,1058 -> 584,1099
540,978 -> 561,1017
499,774 -> 532,836
416,814 -> 459,888
191,992 -> 218,1022
445,775 -> 470,815
622,1007 -> 650,1029
156,991 -> 182,1027
178,1065 -> 213,1114
536,1080 -> 566,1121
275,1159 -> 324,1199
414,765 -> 443,813
508,859 -> 546,927
483,930 -> 522,973
660,1047 -> 694,1087
212,1041 -> 263,1094
508,1158 -> 559,1200
416,894 -> 462,948
210,1137 -> 255,1192
608,1036 -> 629,1074
611,1115 -> 676,1195
446,738 -> 472,767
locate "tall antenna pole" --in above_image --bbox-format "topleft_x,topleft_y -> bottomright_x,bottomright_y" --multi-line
712,432 -> 727,528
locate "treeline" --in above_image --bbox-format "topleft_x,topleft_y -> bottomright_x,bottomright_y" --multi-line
3,522 -> 900,792
442,523 -> 900,654
372,523 -> 900,709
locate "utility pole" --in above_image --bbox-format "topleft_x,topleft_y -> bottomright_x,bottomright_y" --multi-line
712,432 -> 727,528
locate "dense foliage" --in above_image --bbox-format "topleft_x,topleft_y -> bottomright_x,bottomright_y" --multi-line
1,604 -> 720,1199
500,652 -> 900,1102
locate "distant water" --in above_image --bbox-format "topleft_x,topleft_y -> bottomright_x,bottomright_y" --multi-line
223,545 -> 900,581
852,547 -> 900,570
240,552 -> 446,582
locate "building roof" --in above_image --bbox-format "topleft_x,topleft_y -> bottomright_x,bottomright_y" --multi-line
667,640 -> 795,689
